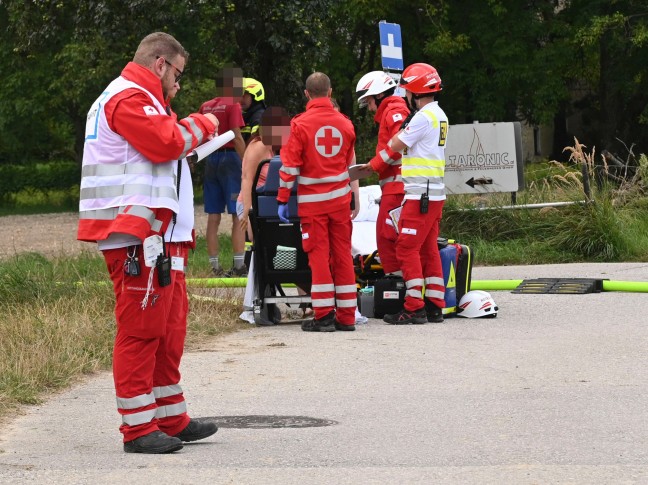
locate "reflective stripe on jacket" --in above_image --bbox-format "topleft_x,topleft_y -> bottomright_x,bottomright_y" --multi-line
399,102 -> 448,201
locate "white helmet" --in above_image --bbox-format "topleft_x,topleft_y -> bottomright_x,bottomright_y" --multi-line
457,291 -> 498,318
356,71 -> 397,107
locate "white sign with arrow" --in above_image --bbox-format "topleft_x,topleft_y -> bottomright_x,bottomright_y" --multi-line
444,122 -> 524,195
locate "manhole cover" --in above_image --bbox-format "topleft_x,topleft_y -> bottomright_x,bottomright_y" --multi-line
198,415 -> 338,429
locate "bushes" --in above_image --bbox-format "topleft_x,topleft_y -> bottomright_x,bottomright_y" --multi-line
0,161 -> 80,211
0,161 -> 79,197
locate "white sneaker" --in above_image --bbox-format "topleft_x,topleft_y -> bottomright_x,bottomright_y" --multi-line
355,308 -> 368,324
239,310 -> 255,324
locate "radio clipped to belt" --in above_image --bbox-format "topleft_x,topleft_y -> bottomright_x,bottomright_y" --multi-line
420,180 -> 429,214
156,239 -> 172,288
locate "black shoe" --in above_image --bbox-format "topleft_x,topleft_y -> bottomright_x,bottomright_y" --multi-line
123,430 -> 183,454
301,311 -> 336,332
211,267 -> 227,277
334,321 -> 356,331
425,300 -> 444,323
173,419 -> 218,443
383,307 -> 427,325
224,265 -> 248,277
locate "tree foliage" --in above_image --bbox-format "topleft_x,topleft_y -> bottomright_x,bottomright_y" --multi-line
0,0 -> 647,165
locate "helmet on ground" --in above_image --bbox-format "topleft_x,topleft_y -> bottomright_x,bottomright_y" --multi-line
457,290 -> 498,318
355,71 -> 397,107
399,63 -> 442,95
243,78 -> 265,102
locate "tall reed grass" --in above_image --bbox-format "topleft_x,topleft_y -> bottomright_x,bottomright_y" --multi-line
442,139 -> 648,263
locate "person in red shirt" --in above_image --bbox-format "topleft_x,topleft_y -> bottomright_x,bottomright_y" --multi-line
354,71 -> 409,276
277,72 -> 357,332
78,32 -> 219,454
199,66 -> 247,276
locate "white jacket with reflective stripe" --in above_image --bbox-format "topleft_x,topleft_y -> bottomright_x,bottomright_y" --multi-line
80,77 -> 179,215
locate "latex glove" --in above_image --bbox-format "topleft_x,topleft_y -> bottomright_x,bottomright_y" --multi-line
278,203 -> 290,223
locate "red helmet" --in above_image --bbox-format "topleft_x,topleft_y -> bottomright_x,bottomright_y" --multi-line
399,63 -> 442,94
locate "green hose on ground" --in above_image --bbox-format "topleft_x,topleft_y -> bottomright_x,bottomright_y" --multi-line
186,278 -> 648,293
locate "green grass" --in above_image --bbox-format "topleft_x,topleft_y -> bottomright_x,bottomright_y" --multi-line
0,188 -> 79,216
187,233 -> 235,276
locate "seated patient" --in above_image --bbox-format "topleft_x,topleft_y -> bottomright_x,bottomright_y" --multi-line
237,107 -> 311,320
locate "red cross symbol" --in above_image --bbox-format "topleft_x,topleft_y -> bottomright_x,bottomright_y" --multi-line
315,126 -> 342,157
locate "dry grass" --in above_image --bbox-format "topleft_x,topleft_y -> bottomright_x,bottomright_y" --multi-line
0,253 -> 248,423
185,287 -> 250,348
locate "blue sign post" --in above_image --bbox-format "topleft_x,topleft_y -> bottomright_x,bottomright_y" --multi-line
379,21 -> 404,72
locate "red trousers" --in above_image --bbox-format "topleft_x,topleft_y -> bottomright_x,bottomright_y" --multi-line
395,199 -> 446,312
103,243 -> 191,442
376,193 -> 404,274
300,206 -> 357,325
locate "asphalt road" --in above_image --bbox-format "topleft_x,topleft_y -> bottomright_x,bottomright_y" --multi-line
1,263 -> 647,484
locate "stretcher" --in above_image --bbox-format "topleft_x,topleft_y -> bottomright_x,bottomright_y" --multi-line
249,157 -> 312,325
351,185 -> 383,287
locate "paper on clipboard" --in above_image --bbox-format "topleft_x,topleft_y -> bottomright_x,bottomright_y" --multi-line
387,206 -> 402,234
186,130 -> 235,163
348,164 -> 373,181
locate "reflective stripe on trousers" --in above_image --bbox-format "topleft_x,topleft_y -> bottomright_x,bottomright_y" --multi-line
300,206 -> 357,325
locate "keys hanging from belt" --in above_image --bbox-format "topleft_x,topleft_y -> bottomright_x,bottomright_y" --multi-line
124,245 -> 141,276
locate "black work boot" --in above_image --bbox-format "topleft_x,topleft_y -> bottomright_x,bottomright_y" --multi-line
334,321 -> 356,331
173,419 -> 218,442
383,307 -> 427,325
123,430 -> 183,454
301,311 -> 336,332
425,300 -> 444,323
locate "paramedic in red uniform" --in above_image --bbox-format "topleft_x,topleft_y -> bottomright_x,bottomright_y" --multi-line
277,72 -> 358,332
77,32 -> 218,453
381,63 -> 448,324
355,71 -> 409,276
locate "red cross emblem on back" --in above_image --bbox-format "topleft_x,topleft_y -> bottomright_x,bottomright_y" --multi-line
315,126 -> 343,158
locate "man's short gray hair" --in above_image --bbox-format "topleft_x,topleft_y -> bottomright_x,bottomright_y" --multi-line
133,32 -> 188,67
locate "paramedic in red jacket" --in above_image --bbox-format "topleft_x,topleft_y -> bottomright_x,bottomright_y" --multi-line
383,63 -> 448,325
277,72 -> 357,332
355,71 -> 409,276
77,32 -> 218,454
